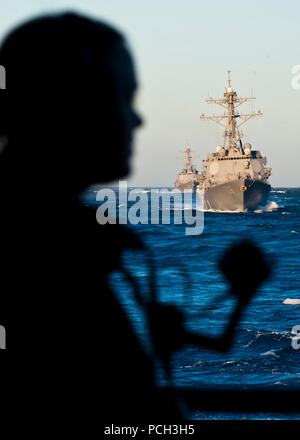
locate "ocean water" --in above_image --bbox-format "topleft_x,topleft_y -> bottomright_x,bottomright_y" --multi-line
85,186 -> 300,419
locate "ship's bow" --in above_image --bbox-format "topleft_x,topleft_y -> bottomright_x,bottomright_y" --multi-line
204,178 -> 270,211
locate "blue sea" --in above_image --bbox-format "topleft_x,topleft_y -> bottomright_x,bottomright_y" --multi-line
84,186 -> 300,419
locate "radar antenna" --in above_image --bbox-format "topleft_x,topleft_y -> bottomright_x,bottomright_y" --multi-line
200,71 -> 263,151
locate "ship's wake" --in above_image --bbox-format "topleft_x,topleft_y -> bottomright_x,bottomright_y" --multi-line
200,200 -> 282,214
254,201 -> 282,213
203,208 -> 244,213
161,200 -> 283,214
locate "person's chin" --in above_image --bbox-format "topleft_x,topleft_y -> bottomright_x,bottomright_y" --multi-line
116,162 -> 131,180
95,163 -> 130,184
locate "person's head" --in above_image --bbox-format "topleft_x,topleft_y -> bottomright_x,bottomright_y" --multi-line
0,12 -> 142,191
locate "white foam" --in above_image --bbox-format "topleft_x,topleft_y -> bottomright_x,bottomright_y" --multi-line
204,208 -> 244,213
270,190 -> 286,194
283,298 -> 300,305
203,200 -> 281,213
254,201 -> 281,212
261,350 -> 280,358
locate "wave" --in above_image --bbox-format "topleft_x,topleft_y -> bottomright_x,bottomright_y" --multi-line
261,350 -> 280,358
165,207 -> 241,213
158,203 -> 282,213
254,201 -> 282,213
270,190 -> 287,194
283,298 -> 300,305
204,208 -> 244,213
202,201 -> 282,214
161,207 -> 204,212
240,328 -> 292,350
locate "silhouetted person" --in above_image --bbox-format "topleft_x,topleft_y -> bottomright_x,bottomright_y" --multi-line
0,11 -> 181,420
0,12 -> 271,421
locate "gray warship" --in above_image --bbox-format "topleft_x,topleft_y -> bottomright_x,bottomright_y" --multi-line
174,144 -> 202,191
174,71 -> 271,211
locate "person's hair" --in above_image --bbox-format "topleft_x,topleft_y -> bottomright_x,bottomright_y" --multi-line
0,11 -> 124,135
0,12 -> 128,185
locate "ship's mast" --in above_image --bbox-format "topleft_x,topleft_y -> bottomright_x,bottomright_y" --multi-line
184,145 -> 193,171
200,71 -> 263,150
177,143 -> 199,172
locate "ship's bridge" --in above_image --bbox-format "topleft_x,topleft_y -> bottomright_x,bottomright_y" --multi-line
202,147 -> 269,183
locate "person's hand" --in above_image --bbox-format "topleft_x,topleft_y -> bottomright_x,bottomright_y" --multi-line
218,240 -> 271,304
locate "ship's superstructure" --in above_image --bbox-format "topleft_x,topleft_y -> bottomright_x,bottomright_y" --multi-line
174,71 -> 271,211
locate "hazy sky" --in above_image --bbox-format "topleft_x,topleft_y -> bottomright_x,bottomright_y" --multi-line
1,0 -> 299,186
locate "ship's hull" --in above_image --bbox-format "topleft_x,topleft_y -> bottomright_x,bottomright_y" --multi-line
174,176 -> 199,192
203,178 -> 270,211
174,182 -> 198,191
